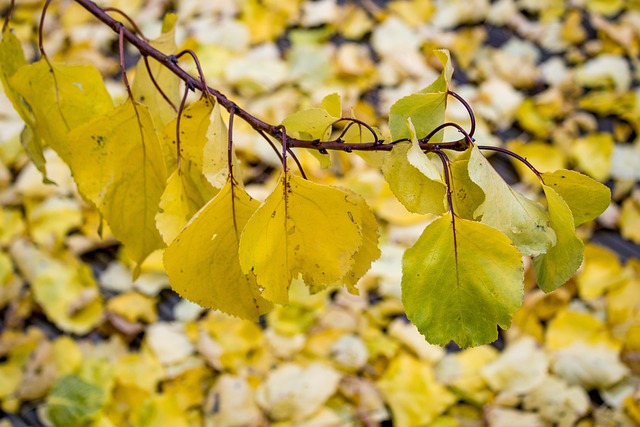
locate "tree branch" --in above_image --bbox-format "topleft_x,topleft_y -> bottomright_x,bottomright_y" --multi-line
72,0 -> 471,153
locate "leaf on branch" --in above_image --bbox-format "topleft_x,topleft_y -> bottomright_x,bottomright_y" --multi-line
66,99 -> 167,270
0,28 -> 47,178
8,58 -> 113,170
532,185 -> 584,293
132,13 -> 181,127
281,93 -> 342,168
156,167 -> 218,245
382,119 -> 446,215
449,148 -> 485,220
388,49 -> 452,141
161,96 -> 215,173
468,146 -> 556,256
239,173 -> 374,304
342,191 -> 381,294
164,178 -> 272,321
401,213 -> 524,348
540,169 -> 610,226
203,101 -> 242,189
156,97 -> 219,244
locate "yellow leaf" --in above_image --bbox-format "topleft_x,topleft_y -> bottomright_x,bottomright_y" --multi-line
576,244 -> 628,300
0,28 -> 46,176
571,133 -> 613,182
52,336 -> 83,376
468,146 -> 556,256
25,197 -> 83,248
156,168 -> 218,245
436,346 -> 498,405
132,13 -> 180,127
107,291 -> 158,324
239,173 -> 364,304
202,102 -> 242,188
545,309 -> 621,352
164,179 -> 272,321
342,191 -> 380,293
67,99 -> 167,268
9,59 -> 113,165
620,195 -> 640,244
9,240 -> 103,335
114,353 -> 164,393
160,96 -> 214,173
377,352 -> 455,426
132,393 -> 189,427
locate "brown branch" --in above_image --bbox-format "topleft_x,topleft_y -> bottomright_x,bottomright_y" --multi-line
72,0 -> 471,154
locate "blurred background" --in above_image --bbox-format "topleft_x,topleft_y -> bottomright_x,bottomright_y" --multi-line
1,0 -> 640,425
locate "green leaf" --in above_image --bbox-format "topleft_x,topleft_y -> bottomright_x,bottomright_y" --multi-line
449,149 -> 485,220
468,146 -> 556,256
402,213 -> 524,348
239,173 -> 365,304
541,170 -> 610,226
388,49 -> 452,141
164,178 -> 271,321
532,185 -> 584,292
388,93 -> 447,142
66,99 -> 167,269
382,120 -> 447,215
46,375 -> 106,427
421,49 -> 453,93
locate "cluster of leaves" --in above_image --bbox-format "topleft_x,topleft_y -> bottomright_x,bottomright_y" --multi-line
0,0 -> 612,349
0,0 -> 639,425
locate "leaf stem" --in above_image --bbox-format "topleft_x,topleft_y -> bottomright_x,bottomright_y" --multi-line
477,145 -> 542,180
2,0 -> 15,33
447,90 -> 476,138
